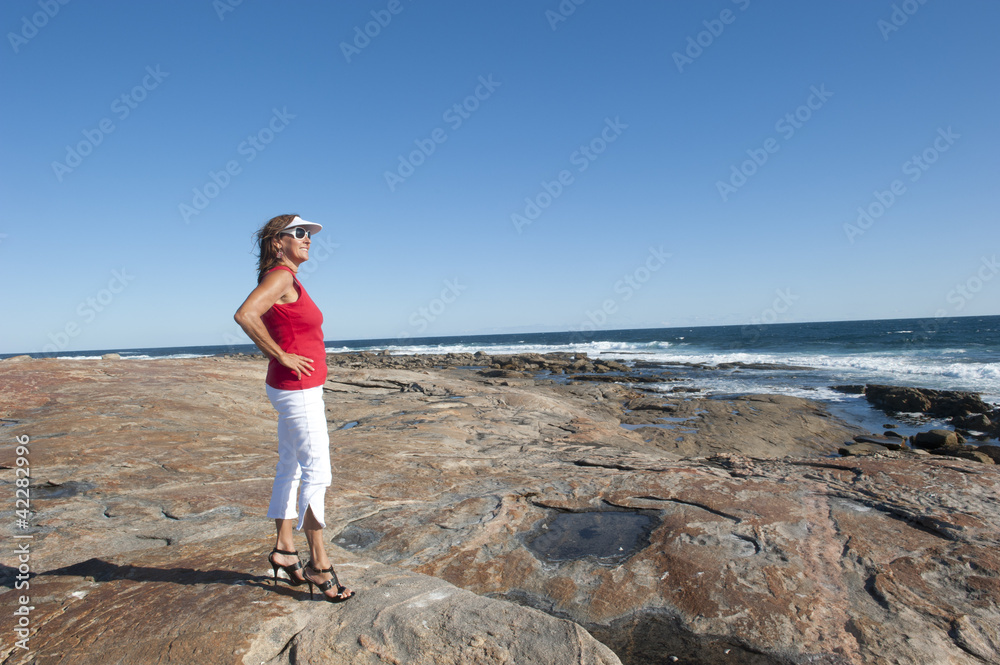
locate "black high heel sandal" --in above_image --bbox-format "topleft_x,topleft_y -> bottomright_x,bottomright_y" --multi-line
304,561 -> 355,603
268,548 -> 305,586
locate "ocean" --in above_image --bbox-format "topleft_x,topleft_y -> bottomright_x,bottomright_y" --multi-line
10,315 -> 998,438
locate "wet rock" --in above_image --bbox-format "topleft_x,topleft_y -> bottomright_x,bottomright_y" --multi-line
831,384 -> 866,394
570,374 -> 667,384
623,398 -> 677,412
865,384 -> 991,418
479,369 -> 533,379
715,362 -> 815,371
953,413 -> 992,431
865,385 -> 932,413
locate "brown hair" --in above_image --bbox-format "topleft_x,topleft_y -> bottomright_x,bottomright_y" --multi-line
254,213 -> 299,283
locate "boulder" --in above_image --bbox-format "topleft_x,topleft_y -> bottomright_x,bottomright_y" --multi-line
975,445 -> 1000,464
839,442 -> 889,456
13,543 -> 621,665
853,435 -> 905,450
930,446 -> 995,464
912,429 -> 959,449
953,413 -> 992,432
865,385 -> 931,413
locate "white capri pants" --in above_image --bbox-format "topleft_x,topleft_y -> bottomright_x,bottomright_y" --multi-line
265,384 -> 332,531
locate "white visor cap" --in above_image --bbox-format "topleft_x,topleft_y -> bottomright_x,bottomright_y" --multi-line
281,215 -> 322,235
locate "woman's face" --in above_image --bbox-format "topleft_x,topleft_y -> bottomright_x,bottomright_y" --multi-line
276,227 -> 311,265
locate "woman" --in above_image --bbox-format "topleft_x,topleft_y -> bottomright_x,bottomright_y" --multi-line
234,213 -> 353,603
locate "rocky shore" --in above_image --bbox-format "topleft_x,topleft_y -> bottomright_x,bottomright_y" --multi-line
1,353 -> 998,664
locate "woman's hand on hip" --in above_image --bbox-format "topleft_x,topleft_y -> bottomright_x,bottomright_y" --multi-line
278,353 -> 314,380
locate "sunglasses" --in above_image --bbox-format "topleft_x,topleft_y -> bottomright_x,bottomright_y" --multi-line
280,227 -> 311,239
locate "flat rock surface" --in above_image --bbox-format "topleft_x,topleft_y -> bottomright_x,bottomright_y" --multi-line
1,357 -> 998,665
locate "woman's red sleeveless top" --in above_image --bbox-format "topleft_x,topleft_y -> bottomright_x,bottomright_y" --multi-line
260,266 -> 328,390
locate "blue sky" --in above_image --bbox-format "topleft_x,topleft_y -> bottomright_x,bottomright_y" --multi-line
2,0 -> 998,355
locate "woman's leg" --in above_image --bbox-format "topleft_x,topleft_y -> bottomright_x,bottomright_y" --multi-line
302,506 -> 353,600
292,386 -> 332,531
266,385 -> 303,523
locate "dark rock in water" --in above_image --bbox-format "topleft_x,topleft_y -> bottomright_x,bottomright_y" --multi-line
976,445 -> 1000,463
953,413 -> 992,432
569,374 -> 667,384
913,429 -> 959,449
883,431 -> 904,439
840,442 -> 889,456
866,385 -> 932,413
884,423 -> 897,429
715,362 -> 815,371
865,384 -> 991,418
831,384 -> 866,394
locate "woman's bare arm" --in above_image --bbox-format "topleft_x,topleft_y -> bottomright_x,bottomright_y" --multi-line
234,270 -> 314,379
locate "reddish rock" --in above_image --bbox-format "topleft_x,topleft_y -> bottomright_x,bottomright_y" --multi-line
1,358 -> 997,665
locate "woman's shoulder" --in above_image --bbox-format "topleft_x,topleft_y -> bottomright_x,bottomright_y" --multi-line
262,265 -> 295,284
